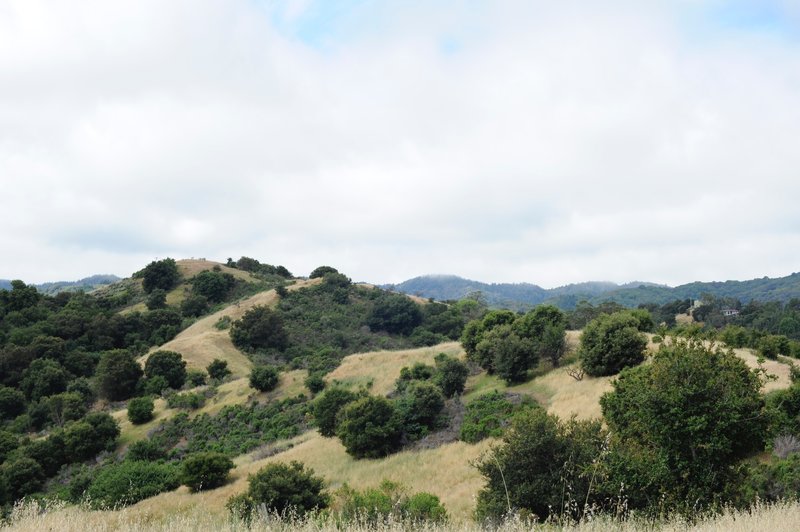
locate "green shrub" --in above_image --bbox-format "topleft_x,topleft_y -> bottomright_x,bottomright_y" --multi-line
309,266 -> 338,279
146,289 -> 167,310
180,452 -> 234,492
0,386 -> 26,420
126,439 -> 167,462
434,354 -> 469,397
396,382 -> 445,440
476,408 -> 606,522
367,293 -> 423,335
244,461 -> 328,515
460,391 -> 533,443
0,430 -> 18,463
166,391 -> 205,410
305,373 -> 326,394
95,350 -> 142,401
186,369 -> 207,387
181,294 -> 209,317
207,358 -> 231,381
230,306 -> 289,352
336,396 -> 402,458
1,456 -> 45,501
580,312 -> 647,376
142,375 -> 169,396
249,366 -> 280,392
127,396 -> 155,425
191,270 -> 235,303
86,460 -> 181,508
313,388 -> 359,437
144,350 -> 187,390
139,258 -> 180,293
334,481 -> 447,524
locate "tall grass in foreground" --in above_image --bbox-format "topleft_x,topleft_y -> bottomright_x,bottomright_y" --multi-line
3,500 -> 800,532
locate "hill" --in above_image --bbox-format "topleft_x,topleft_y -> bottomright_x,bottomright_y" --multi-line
0,274 -> 121,294
389,272 -> 800,309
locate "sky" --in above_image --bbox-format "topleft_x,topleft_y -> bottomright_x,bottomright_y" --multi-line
2,0 -> 800,288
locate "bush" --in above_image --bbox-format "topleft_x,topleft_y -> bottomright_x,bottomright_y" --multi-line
600,339 -> 767,509
313,388 -> 359,437
127,396 -> 155,424
0,430 -> 18,462
336,396 -> 403,458
459,391 -> 532,443
230,306 -> 289,352
207,358 -> 231,381
579,312 -> 648,377
249,366 -> 280,392
191,270 -> 236,303
367,294 -> 423,336
475,325 -> 536,383
145,288 -> 167,310
86,460 -> 181,508
396,382 -> 445,440
309,266 -> 338,279
305,373 -> 326,394
1,456 -> 45,501
245,461 -> 328,515
126,439 -> 167,462
186,369 -> 207,387
476,408 -> 606,522
142,375 -> 169,396
0,385 -> 26,420
95,349 -> 142,401
434,354 -> 469,397
144,350 -> 187,390
335,480 -> 448,524
181,294 -> 209,317
181,452 -> 234,492
139,258 -> 180,293
166,391 -> 205,410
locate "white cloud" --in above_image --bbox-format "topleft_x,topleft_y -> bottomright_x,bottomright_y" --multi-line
1,0 -> 799,287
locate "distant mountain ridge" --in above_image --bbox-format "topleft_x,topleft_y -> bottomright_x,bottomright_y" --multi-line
387,273 -> 800,310
0,274 -> 122,295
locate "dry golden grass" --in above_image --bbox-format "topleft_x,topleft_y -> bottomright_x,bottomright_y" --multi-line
175,259 -> 259,282
733,347 -> 791,392
6,498 -> 800,532
138,278 -> 319,378
102,430 -> 492,525
326,343 -> 464,395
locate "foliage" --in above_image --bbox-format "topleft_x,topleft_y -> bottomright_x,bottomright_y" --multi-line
476,407 -> 607,522
309,266 -> 339,279
366,293 -> 423,335
186,369 -> 207,387
207,358 -> 231,381
460,391 -> 535,444
139,258 -> 181,294
95,350 -> 142,401
433,354 -> 469,397
249,365 -> 280,392
600,339 -> 767,510
513,305 -> 567,366
166,391 -> 205,410
230,306 -> 289,353
145,289 -> 167,310
245,461 -> 329,516
2,456 -> 45,501
191,270 -> 236,303
334,480 -> 447,524
181,294 -> 209,317
579,312 -> 647,377
304,373 -> 326,394
148,397 -> 308,457
127,396 -> 155,425
144,350 -> 187,390
0,385 -> 26,420
336,396 -> 403,459
180,452 -> 234,492
396,382 -> 445,440
126,439 -> 167,462
20,359 -> 69,401
86,460 -> 180,508
313,387 -> 359,437
475,325 -> 535,383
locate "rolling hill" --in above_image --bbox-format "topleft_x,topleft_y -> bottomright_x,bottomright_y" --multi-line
388,272 -> 800,310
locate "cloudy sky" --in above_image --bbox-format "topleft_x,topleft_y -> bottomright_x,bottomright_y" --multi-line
2,0 -> 800,287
